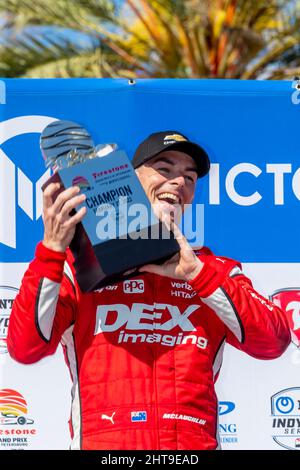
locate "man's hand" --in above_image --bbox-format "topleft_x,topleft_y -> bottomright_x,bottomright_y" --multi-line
42,183 -> 87,253
139,219 -> 203,282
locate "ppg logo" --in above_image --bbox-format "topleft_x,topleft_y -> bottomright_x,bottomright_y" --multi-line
0,116 -> 56,260
123,280 -> 144,294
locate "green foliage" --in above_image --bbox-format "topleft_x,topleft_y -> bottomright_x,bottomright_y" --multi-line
0,0 -> 299,78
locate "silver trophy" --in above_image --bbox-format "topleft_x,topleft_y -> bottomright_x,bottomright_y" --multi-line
40,119 -> 117,171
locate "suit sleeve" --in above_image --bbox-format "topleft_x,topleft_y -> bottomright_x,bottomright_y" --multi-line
189,254 -> 291,359
7,242 -> 77,364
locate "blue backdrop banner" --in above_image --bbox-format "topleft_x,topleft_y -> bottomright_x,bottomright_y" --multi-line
0,78 -> 299,263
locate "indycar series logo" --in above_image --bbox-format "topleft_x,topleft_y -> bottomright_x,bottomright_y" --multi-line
270,387 -> 300,450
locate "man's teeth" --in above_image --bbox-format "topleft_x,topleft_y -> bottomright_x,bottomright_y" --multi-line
157,193 -> 179,203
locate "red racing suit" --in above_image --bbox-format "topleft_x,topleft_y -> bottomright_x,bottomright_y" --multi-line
7,242 -> 290,450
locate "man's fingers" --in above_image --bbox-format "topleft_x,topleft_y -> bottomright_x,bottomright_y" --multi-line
52,186 -> 81,214
60,193 -> 87,220
43,182 -> 61,209
63,206 -> 87,228
161,213 -> 171,232
123,268 -> 137,276
161,214 -> 190,251
167,253 -> 180,264
139,263 -> 161,274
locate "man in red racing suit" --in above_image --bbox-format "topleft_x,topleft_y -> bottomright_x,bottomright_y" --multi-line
7,130 -> 291,450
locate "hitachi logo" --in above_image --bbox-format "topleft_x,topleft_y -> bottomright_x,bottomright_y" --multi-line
94,303 -> 200,334
171,291 -> 196,299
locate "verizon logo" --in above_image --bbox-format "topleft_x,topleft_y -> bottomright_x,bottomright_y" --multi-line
171,281 -> 193,291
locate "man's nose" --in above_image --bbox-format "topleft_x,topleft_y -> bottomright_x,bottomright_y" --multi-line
170,175 -> 185,187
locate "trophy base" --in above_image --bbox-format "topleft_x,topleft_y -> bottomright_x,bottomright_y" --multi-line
70,223 -> 179,292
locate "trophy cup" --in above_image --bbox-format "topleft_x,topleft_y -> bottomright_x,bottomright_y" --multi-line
40,120 -> 179,292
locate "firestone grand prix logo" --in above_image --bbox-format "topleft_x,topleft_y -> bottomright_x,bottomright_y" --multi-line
0,388 -> 36,448
269,288 -> 300,347
0,286 -> 18,355
72,175 -> 92,192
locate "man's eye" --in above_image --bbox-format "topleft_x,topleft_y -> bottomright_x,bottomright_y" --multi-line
185,175 -> 195,182
158,167 -> 169,172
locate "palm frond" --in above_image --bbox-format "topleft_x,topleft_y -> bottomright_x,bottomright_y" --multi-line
0,0 -> 300,79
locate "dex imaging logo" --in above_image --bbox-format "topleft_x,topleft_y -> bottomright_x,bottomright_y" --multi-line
0,286 -> 19,354
271,387 -> 300,450
0,116 -> 56,260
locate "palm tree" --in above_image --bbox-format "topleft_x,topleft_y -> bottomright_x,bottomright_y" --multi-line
0,0 -> 299,79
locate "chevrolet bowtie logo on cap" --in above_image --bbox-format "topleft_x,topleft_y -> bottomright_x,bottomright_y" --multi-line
132,130 -> 210,178
163,134 -> 188,144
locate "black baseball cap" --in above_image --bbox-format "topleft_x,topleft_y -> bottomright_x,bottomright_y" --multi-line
132,130 -> 210,178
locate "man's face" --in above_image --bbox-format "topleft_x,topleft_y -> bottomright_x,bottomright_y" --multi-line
135,150 -> 197,221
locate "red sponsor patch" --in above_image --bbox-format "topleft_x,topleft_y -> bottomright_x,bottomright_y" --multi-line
270,288 -> 300,346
